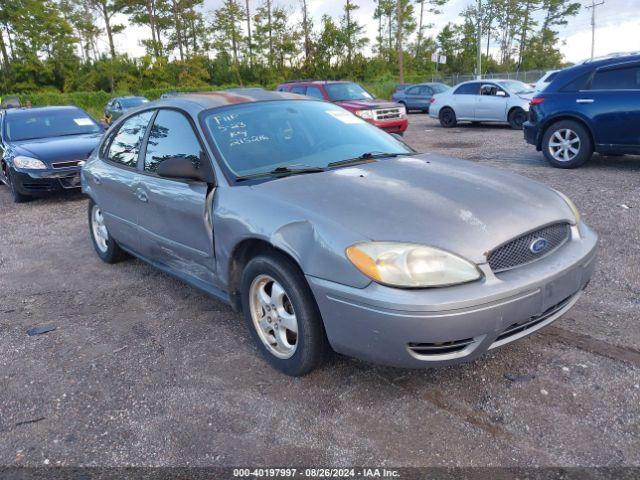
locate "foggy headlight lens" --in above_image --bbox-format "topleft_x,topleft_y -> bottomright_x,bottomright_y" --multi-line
14,156 -> 47,169
346,242 -> 482,288
554,190 -> 580,224
354,109 -> 375,120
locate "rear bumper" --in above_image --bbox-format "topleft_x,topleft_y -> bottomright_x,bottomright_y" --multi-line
307,223 -> 597,368
523,121 -> 541,149
12,167 -> 82,195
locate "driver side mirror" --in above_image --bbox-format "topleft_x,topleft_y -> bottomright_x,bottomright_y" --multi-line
496,90 -> 507,97
156,156 -> 214,183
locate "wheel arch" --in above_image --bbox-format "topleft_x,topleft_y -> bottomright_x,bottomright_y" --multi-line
538,115 -> 596,151
227,237 -> 305,312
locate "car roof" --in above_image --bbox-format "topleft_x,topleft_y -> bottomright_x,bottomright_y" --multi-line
4,105 -> 85,117
281,80 -> 352,85
544,53 -> 640,93
115,95 -> 147,100
150,88 -> 308,110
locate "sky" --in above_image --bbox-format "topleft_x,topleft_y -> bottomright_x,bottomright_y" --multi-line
111,0 -> 640,67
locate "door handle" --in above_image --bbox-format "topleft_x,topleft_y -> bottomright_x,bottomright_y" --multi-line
135,189 -> 148,203
576,98 -> 594,104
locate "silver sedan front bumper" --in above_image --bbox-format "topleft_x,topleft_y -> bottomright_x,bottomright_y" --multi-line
307,223 -> 598,368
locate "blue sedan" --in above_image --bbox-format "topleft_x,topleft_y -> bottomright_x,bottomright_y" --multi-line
392,82 -> 450,113
0,106 -> 104,202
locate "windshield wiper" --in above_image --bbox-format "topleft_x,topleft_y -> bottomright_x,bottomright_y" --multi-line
236,165 -> 325,182
327,151 -> 412,168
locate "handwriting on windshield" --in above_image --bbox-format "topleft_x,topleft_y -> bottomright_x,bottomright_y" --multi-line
210,113 -> 270,148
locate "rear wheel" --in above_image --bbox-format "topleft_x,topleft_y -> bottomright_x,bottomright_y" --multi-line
241,252 -> 328,376
439,107 -> 457,128
88,199 -> 128,263
542,120 -> 592,168
508,108 -> 527,130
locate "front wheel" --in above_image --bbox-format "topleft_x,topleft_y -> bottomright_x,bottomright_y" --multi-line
542,120 -> 593,168
508,108 -> 527,130
88,199 -> 128,263
241,252 -> 328,376
439,107 -> 457,128
7,168 -> 30,203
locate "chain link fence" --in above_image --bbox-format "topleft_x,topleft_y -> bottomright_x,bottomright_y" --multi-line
428,70 -> 548,86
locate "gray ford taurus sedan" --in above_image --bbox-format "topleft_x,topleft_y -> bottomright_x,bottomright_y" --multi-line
82,89 -> 598,376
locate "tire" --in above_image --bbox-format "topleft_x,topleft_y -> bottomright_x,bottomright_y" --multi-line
508,108 -> 527,130
88,199 -> 128,263
240,252 -> 328,376
7,168 -> 30,203
542,120 -> 593,169
439,107 -> 457,128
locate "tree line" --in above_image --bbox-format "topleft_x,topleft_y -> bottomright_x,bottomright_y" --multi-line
0,0 -> 581,94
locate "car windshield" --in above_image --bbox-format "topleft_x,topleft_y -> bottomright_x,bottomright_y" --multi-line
431,84 -> 450,93
5,109 -> 101,141
120,97 -> 148,108
202,100 -> 412,178
496,80 -> 534,94
324,83 -> 374,101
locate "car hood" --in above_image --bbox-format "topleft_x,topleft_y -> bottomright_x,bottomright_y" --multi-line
250,154 -> 575,264
334,99 -> 402,110
12,133 -> 103,165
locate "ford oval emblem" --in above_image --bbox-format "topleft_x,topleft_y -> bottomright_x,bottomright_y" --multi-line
529,238 -> 549,254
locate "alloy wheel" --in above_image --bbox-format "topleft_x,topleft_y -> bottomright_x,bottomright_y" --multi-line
249,274 -> 299,359
91,205 -> 109,253
548,128 -> 581,163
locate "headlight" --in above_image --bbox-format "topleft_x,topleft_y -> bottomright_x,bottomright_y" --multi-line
554,190 -> 580,224
398,105 -> 407,117
354,109 -> 375,120
346,242 -> 482,288
13,156 -> 47,170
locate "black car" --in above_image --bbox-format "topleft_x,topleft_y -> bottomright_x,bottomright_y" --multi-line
0,106 -> 104,202
524,53 -> 640,168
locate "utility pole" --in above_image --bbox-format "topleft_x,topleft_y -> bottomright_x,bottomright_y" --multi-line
397,0 -> 404,84
586,0 -> 605,60
476,0 -> 482,79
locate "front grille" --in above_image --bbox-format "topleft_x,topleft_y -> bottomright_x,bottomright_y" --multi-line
374,108 -> 402,121
487,223 -> 571,273
52,160 -> 82,169
492,294 -> 574,346
408,337 -> 476,357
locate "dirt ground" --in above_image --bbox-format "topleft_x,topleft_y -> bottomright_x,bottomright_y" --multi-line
1,115 -> 639,467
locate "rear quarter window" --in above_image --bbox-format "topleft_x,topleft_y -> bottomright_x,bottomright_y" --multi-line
592,66 -> 640,90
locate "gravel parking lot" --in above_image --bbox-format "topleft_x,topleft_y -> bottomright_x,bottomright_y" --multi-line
1,115 -> 639,467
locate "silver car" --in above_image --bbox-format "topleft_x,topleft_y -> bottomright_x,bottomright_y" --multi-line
82,89 -> 597,376
429,79 -> 535,129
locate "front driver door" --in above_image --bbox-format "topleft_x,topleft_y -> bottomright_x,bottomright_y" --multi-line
135,108 -> 217,286
475,84 -> 508,121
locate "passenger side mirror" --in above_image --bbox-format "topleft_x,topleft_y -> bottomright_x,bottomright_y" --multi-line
496,90 -> 507,97
156,156 -> 213,183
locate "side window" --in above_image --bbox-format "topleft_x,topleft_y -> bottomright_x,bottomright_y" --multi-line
144,109 -> 204,174
406,86 -> 420,95
106,110 -> 154,167
276,86 -> 289,92
420,86 -> 433,96
561,72 -> 593,92
306,86 -> 324,99
290,85 -> 306,94
454,83 -> 480,95
591,66 -> 640,90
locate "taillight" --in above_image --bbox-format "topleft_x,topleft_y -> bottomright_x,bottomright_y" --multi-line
530,97 -> 544,106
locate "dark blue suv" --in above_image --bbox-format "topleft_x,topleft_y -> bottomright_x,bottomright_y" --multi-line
524,53 -> 640,168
